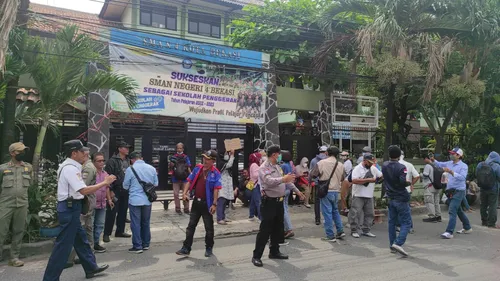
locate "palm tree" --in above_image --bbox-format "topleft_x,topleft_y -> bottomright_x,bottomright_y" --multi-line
21,25 -> 137,175
0,0 -> 20,72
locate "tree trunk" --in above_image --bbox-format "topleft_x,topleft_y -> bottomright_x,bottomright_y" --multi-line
383,83 -> 396,161
348,55 -> 360,96
1,79 -> 18,161
434,135 -> 445,155
32,118 -> 48,178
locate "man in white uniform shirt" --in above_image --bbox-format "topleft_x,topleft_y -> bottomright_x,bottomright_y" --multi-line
43,140 -> 116,281
398,151 -> 419,233
349,154 -> 383,238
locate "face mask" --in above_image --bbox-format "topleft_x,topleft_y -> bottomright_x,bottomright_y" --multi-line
224,154 -> 229,161
364,164 -> 372,169
15,152 -> 25,161
449,155 -> 457,161
277,154 -> 282,163
261,156 -> 267,164
302,163 -> 308,168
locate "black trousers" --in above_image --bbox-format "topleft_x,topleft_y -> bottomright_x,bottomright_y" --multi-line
104,190 -> 128,236
315,187 -> 321,222
253,197 -> 284,259
183,199 -> 214,250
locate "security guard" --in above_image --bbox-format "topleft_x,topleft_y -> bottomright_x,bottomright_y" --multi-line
43,140 -> 116,281
0,142 -> 32,267
252,145 -> 296,267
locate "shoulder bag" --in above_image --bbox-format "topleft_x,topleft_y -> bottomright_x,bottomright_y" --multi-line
317,161 -> 339,198
130,167 -> 158,202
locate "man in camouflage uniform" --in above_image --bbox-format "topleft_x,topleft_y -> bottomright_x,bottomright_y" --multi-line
67,148 -> 97,267
0,142 -> 33,267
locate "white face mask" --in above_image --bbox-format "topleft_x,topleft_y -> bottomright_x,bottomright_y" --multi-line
302,163 -> 308,168
261,156 -> 267,164
224,154 -> 229,161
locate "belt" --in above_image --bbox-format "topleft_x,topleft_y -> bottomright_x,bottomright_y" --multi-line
262,196 -> 284,202
194,197 -> 207,202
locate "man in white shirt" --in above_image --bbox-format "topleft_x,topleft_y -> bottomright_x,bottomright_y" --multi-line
398,151 -> 419,232
349,154 -> 383,238
43,140 -> 116,281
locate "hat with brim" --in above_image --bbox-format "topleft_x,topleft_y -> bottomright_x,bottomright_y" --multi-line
63,140 -> 88,152
9,142 -> 29,153
319,146 -> 328,152
363,153 -> 375,164
117,141 -> 131,148
202,150 -> 217,160
449,148 -> 464,157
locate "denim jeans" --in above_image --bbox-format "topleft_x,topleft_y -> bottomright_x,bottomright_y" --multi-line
129,204 -> 152,250
284,189 -> 293,231
216,197 -> 228,221
249,185 -> 262,220
320,192 -> 344,238
388,200 -> 412,247
93,208 -> 106,246
462,195 -> 471,210
446,190 -> 471,234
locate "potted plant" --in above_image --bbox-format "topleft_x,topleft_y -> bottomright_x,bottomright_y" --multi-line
38,158 -> 61,237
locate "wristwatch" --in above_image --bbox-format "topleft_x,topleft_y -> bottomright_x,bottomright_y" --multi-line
212,203 -> 217,207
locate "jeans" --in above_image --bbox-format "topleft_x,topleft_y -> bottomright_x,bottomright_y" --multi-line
462,195 -> 471,210
253,197 -> 284,259
446,190 -> 471,234
320,192 -> 344,238
216,197 -> 228,221
43,201 -> 97,281
284,189 -> 293,231
388,200 -> 412,247
93,208 -> 106,246
183,199 -> 214,251
480,187 -> 499,226
249,185 -> 262,220
129,204 -> 152,250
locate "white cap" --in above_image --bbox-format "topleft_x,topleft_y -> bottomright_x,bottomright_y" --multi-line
450,148 -> 464,157
319,146 -> 328,152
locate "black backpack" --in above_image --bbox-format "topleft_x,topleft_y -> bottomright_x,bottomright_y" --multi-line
173,156 -> 189,181
429,163 -> 445,190
476,162 -> 496,189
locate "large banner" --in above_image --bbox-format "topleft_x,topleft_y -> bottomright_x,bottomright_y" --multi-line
108,29 -> 269,123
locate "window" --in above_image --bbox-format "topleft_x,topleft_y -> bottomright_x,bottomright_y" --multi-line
140,1 -> 177,31
188,10 -> 221,38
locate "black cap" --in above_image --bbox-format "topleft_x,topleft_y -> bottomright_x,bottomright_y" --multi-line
129,151 -> 142,159
64,140 -> 87,152
363,153 -> 375,163
117,141 -> 131,148
202,150 -> 218,160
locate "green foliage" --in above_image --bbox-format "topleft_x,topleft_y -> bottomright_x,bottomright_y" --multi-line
38,158 -> 61,228
373,54 -> 423,86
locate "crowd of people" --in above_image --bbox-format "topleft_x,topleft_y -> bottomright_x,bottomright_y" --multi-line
0,140 -> 499,279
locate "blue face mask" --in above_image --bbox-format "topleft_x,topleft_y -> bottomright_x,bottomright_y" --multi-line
277,154 -> 282,163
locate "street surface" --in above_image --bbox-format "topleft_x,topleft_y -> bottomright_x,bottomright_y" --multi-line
1,206 -> 499,281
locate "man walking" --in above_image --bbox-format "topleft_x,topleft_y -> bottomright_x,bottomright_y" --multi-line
309,145 -> 328,225
383,145 -> 411,256
104,141 -> 132,242
43,140 -> 115,281
422,154 -> 442,223
176,150 -> 221,258
169,143 -> 191,214
476,151 -> 500,229
123,152 -> 158,253
433,148 -> 472,239
0,142 -> 32,267
252,145 -> 296,267
311,146 -> 345,242
349,154 -> 382,238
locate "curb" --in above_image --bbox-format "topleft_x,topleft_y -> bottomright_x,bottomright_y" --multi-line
2,239 -> 54,260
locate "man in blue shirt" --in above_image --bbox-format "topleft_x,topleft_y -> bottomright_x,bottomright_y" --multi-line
382,145 -> 411,256
123,152 -> 158,254
432,148 -> 472,239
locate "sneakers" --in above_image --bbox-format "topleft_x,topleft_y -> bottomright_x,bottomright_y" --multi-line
304,204 -> 311,208
457,228 -> 473,234
94,244 -> 107,253
224,218 -> 232,222
279,241 -> 290,246
128,248 -> 143,254
362,232 -> 376,238
205,248 -> 213,257
390,244 -> 408,257
441,232 -> 454,239
8,258 -> 24,267
217,220 -> 228,225
321,237 -> 337,242
176,210 -> 183,215
436,216 -> 442,222
351,232 -> 360,238
423,217 -> 437,223
143,246 -> 150,251
176,247 -> 191,257
336,232 -> 346,239
315,220 -> 321,226
248,217 -> 256,222
284,230 -> 295,239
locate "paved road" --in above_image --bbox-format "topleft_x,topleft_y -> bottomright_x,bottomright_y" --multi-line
1,211 -> 499,281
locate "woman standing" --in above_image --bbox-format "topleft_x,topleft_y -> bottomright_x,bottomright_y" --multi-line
296,157 -> 311,208
217,151 -> 235,224
248,152 -> 262,221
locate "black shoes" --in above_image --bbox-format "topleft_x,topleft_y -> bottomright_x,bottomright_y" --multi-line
86,264 -> 109,279
103,235 -> 110,243
252,258 -> 263,267
176,247 -> 191,257
269,252 -> 289,260
94,244 -> 106,253
423,216 -> 442,223
436,216 -> 442,222
315,220 -> 321,225
205,248 -> 213,257
126,218 -> 131,223
74,258 -> 81,265
115,233 -> 131,238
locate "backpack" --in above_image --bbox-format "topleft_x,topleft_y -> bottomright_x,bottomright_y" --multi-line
430,163 -> 445,190
476,162 -> 496,189
173,155 -> 189,181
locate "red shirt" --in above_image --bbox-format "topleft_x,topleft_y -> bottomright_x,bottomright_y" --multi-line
194,171 -> 207,199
